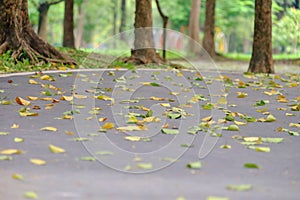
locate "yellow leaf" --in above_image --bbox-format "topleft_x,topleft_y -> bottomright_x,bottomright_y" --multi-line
125,136 -> 141,141
14,137 -> 24,143
48,144 -> 65,153
73,94 -> 87,99
39,97 -> 53,101
289,123 -> 300,128
234,121 -> 247,126
98,117 -> 107,122
170,92 -> 180,96
244,137 -> 260,142
236,92 -> 248,98
62,115 -> 73,120
117,125 -> 147,132
60,95 -> 73,101
65,131 -> 74,135
0,149 -> 22,155
150,96 -> 166,101
202,116 -> 212,122
19,111 -> 39,117
11,123 -> 19,129
297,96 -> 300,101
217,97 -> 227,105
40,127 -> 57,131
40,75 -> 52,80
102,122 -> 115,129
264,89 -> 279,96
15,96 -> 31,106
26,96 -> 39,101
30,158 -> 46,165
12,173 -> 24,180
276,95 -> 288,103
29,79 -> 40,85
45,104 -> 54,110
96,95 -> 114,104
160,103 -> 171,107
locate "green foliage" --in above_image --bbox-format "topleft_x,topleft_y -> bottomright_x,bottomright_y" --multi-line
273,8 -> 300,53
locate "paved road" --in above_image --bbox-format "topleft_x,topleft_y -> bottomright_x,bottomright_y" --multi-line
0,68 -> 299,200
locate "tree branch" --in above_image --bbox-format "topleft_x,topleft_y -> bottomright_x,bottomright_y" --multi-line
48,0 -> 64,6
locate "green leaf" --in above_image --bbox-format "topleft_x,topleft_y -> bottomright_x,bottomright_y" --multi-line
241,115 -> 257,122
24,191 -> 38,199
0,132 -> 10,136
150,82 -> 160,87
137,163 -> 153,170
244,163 -> 260,169
45,90 -> 52,96
265,114 -> 277,122
255,100 -> 269,106
202,103 -> 214,110
0,155 -> 13,161
187,126 -> 201,135
226,184 -> 253,191
95,151 -> 114,156
167,112 -> 181,119
261,137 -> 283,143
186,161 -> 202,169
226,125 -> 239,131
72,137 -> 90,142
161,128 -> 179,135
288,131 -> 300,136
248,146 -> 270,152
78,156 -> 96,161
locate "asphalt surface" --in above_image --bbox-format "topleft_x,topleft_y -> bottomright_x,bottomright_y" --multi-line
0,68 -> 300,200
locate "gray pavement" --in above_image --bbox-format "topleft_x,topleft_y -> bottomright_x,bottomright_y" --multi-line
0,68 -> 300,200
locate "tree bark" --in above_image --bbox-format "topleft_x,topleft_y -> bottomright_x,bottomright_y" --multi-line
119,0 -> 126,40
63,0 -> 75,48
0,0 -> 74,64
75,0 -> 86,48
112,0 -> 118,35
188,0 -> 201,53
37,2 -> 50,41
202,0 -> 216,57
248,0 -> 274,73
129,0 -> 163,64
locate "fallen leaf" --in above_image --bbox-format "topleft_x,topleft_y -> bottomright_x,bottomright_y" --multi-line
78,156 -> 96,161
117,125 -> 147,132
29,79 -> 40,85
98,117 -> 107,122
220,145 -> 232,149
226,125 -> 239,131
265,114 -> 277,122
30,158 -> 46,165
95,151 -> 114,156
125,136 -> 141,141
0,131 -> 10,135
289,123 -> 300,128
102,122 -> 115,130
23,191 -> 38,199
40,127 -> 57,132
0,149 -> 22,155
277,95 -> 288,103
0,155 -> 13,160
244,163 -> 259,169
202,116 -> 212,122
39,97 -> 53,101
73,94 -> 87,99
161,128 -> 179,135
14,137 -> 24,143
261,137 -> 283,143
160,103 -> 171,107
248,146 -> 270,152
60,95 -> 73,101
237,92 -> 248,98
186,161 -> 202,169
12,173 -> 24,180
137,163 -> 153,170
72,137 -> 90,142
26,96 -> 39,101
226,184 -> 252,191
234,121 -> 247,126
40,74 -> 53,81
15,96 -> 31,106
49,144 -> 65,153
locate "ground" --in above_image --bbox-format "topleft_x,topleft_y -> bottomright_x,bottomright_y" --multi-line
0,66 -> 299,200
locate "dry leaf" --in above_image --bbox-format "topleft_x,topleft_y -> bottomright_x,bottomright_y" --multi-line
40,127 -> 57,131
124,136 -> 141,141
0,149 -> 22,155
30,158 -> 46,165
29,79 -> 40,85
60,95 -> 73,101
15,96 -> 31,106
26,96 -> 39,101
11,124 -> 19,129
48,144 -> 65,153
102,122 -> 115,129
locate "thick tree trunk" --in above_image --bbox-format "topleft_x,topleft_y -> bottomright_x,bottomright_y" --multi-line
75,0 -> 86,48
119,0 -> 126,40
0,0 -> 74,64
37,3 -> 49,41
202,0 -> 216,57
188,0 -> 201,53
129,0 -> 163,64
248,0 -> 274,73
63,0 -> 75,48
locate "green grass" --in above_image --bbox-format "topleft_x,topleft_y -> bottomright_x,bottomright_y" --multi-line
222,53 -> 300,61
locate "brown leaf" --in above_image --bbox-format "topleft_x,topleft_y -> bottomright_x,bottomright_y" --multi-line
15,96 -> 31,106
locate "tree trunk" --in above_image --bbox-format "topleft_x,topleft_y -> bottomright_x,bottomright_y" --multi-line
75,0 -> 86,48
294,0 -> 299,9
37,2 -> 49,41
202,0 -> 216,57
129,0 -> 163,64
112,0 -> 118,35
0,0 -> 74,64
119,0 -> 126,39
63,0 -> 75,48
248,0 -> 274,73
188,0 -> 201,53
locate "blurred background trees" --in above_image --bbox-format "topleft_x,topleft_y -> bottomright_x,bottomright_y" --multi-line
26,0 -> 299,57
